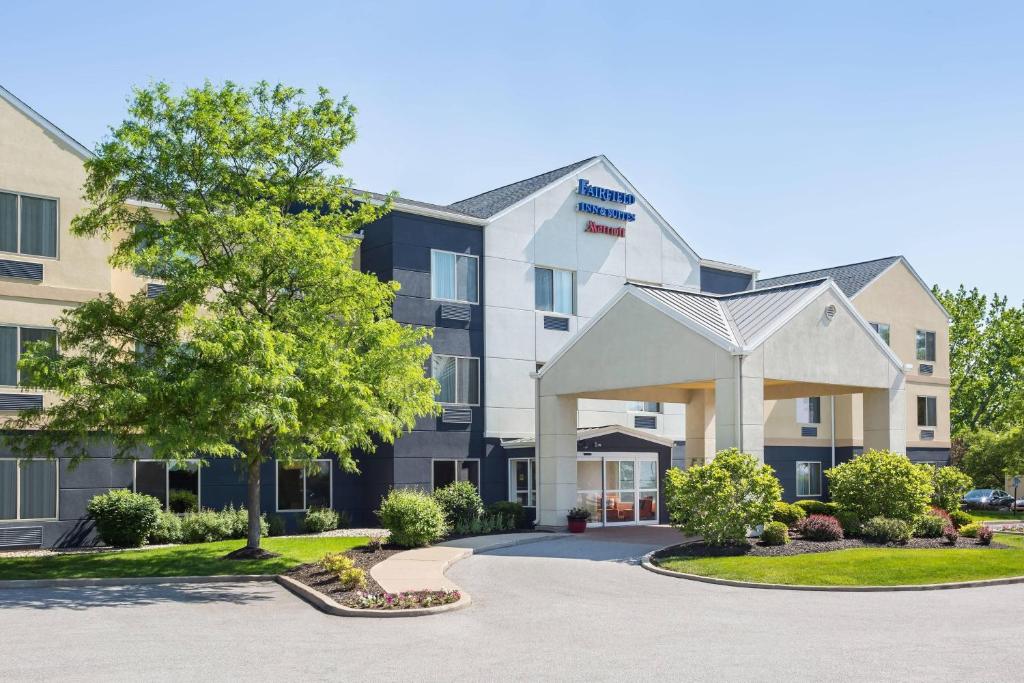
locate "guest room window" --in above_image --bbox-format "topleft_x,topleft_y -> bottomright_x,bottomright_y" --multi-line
535,267 -> 575,315
134,460 -> 201,512
433,459 -> 480,491
431,249 -> 478,303
916,330 -> 936,362
0,191 -> 58,258
796,461 -> 822,497
432,354 -> 479,405
276,460 -> 332,512
796,397 -> 821,424
917,396 -> 938,427
869,322 -> 891,346
0,458 -> 58,520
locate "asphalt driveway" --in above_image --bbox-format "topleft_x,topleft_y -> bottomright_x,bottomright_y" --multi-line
2,526 -> 1020,682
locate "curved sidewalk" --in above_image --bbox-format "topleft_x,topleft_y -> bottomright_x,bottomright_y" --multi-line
370,532 -> 567,593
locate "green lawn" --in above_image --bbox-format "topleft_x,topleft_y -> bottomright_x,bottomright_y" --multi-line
0,536 -> 369,581
967,508 -> 1024,523
655,533 -> 1024,586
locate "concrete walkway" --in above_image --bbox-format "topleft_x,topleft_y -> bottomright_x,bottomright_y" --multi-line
370,532 -> 565,592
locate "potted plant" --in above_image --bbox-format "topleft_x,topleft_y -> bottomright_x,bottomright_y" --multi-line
566,507 -> 591,533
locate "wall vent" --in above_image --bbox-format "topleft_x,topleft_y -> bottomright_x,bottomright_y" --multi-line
440,303 -> 471,322
920,429 -> 935,441
634,415 -> 657,430
919,364 -> 934,376
0,258 -> 43,281
543,316 -> 569,331
442,406 -> 472,424
146,283 -> 166,298
0,393 -> 43,411
0,526 -> 43,548
801,426 -> 818,437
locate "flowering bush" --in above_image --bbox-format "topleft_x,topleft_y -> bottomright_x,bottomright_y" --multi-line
942,524 -> 959,544
351,590 -> 461,610
826,450 -> 933,523
663,449 -> 781,546
797,514 -> 844,541
772,502 -> 806,527
861,516 -> 913,544
977,526 -> 994,545
761,521 -> 790,546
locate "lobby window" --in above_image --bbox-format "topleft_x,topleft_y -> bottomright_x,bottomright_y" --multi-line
917,396 -> 938,427
276,460 -> 332,512
0,191 -> 58,258
870,322 -> 891,346
431,249 -> 478,303
796,397 -> 821,424
0,458 -> 58,521
626,401 -> 661,413
433,459 -> 480,491
135,460 -> 201,512
916,330 -> 936,362
432,354 -> 479,405
535,267 -> 575,315
509,458 -> 536,507
0,325 -> 58,387
796,461 -> 822,497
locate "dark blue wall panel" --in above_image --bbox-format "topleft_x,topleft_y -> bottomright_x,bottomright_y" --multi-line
700,266 -> 753,294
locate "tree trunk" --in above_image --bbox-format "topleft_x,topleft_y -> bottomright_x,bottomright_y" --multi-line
247,456 -> 262,550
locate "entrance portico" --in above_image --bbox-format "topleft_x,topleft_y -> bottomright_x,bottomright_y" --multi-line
534,279 -> 907,529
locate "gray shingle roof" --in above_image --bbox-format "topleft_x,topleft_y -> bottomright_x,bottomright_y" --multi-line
448,157 -> 598,218
756,256 -> 901,298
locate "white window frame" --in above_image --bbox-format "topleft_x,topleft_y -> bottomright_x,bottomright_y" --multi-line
0,457 -> 60,521
431,458 -> 481,491
0,324 -> 59,388
534,266 -> 576,315
0,189 -> 60,260
430,249 -> 479,304
869,322 -> 891,346
508,457 -> 536,507
795,397 -> 821,425
432,354 -> 480,406
795,461 -> 822,498
275,459 -> 333,512
917,395 -> 938,427
916,329 -> 936,362
132,459 -> 202,512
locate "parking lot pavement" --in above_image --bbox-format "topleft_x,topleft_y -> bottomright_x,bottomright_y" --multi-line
3,527 -> 1022,682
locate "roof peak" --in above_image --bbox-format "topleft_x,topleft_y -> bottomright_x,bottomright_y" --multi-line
760,255 -> 902,282
447,156 -> 600,218
0,84 -> 93,160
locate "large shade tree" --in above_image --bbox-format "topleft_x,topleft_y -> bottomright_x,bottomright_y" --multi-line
8,82 -> 439,557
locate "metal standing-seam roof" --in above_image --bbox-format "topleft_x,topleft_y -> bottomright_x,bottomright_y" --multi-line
447,157 -> 598,218
756,256 -> 901,298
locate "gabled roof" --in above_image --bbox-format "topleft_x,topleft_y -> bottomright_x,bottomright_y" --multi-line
447,157 -> 599,218
501,423 -> 675,450
756,256 -> 901,298
0,84 -> 93,160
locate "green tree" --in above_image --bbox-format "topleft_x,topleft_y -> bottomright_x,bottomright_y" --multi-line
928,464 -> 974,512
826,450 -> 933,523
663,449 -> 781,546
7,82 -> 439,557
959,427 -> 1024,488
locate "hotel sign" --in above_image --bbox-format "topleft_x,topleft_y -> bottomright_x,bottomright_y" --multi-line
585,220 -> 625,238
576,179 -> 636,223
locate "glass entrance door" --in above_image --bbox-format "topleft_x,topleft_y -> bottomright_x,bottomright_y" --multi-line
576,453 -> 659,526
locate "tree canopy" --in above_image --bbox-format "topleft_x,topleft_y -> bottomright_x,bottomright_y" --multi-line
8,81 -> 439,553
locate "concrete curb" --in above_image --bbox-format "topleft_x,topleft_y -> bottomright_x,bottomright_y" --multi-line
275,574 -> 471,618
640,548 -> 1024,592
0,574 -> 275,590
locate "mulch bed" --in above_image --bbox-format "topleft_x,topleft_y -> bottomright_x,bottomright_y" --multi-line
284,543 -> 402,607
656,534 -> 1009,560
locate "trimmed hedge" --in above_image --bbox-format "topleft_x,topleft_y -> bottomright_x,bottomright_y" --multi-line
772,501 -> 806,527
377,489 -> 448,548
959,522 -> 982,538
87,489 -> 162,548
862,516 -> 913,544
834,509 -> 862,536
948,509 -> 973,529
913,514 -> 946,538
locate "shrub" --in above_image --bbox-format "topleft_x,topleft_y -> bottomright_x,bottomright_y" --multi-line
826,450 -> 934,523
180,509 -> 234,544
303,507 -> 340,533
432,481 -> 484,528
339,566 -> 367,590
376,489 -> 448,548
931,466 -> 974,513
948,509 -> 973,529
148,511 -> 183,544
267,514 -> 286,537
761,521 -> 790,546
913,514 -> 946,538
168,489 -> 199,514
321,552 -> 355,574
959,522 -> 982,538
862,516 -> 913,544
663,449 -> 781,546
797,514 -> 844,541
977,526 -> 994,545
834,509 -> 862,536
222,504 -> 267,539
793,500 -> 829,516
488,501 -> 528,529
772,501 -> 806,527
942,524 -> 959,544
453,510 -> 516,535
87,489 -> 162,548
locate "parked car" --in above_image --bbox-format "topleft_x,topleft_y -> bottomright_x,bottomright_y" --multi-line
962,489 -> 1016,510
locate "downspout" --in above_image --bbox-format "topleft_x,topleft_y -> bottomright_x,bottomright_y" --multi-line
830,395 -> 836,470
735,355 -> 743,452
532,371 -> 541,528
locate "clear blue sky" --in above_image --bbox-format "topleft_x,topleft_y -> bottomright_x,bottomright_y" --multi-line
3,1 -> 1022,300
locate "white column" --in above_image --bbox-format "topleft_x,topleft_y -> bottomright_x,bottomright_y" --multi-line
685,389 -> 715,466
714,358 -> 764,462
863,378 -> 906,453
537,394 -> 578,529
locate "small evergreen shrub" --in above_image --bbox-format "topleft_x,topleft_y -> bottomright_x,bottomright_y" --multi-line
913,514 -> 947,538
761,521 -> 790,546
377,489 -> 448,548
959,523 -> 982,538
148,511 -> 184,544
488,501 -> 528,529
168,489 -> 199,514
432,481 -> 484,528
942,524 -> 959,544
793,500 -> 830,516
453,510 -> 516,536
834,509 -> 862,536
948,509 -> 972,529
772,501 -> 806,527
797,514 -> 844,541
303,507 -> 340,533
339,566 -> 367,590
862,516 -> 913,544
977,526 -> 994,545
87,489 -> 162,548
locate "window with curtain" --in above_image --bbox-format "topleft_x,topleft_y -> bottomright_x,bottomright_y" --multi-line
0,326 -> 57,387
0,459 -> 57,520
916,330 -> 936,361
0,192 -> 17,253
431,250 -> 478,303
432,354 -> 479,405
0,460 -> 16,520
535,267 -> 575,315
20,196 -> 58,257
796,397 -> 821,424
917,396 -> 937,427
796,462 -> 822,497
18,327 -> 57,387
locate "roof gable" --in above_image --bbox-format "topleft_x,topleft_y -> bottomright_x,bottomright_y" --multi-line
757,256 -> 901,297
0,84 -> 92,161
